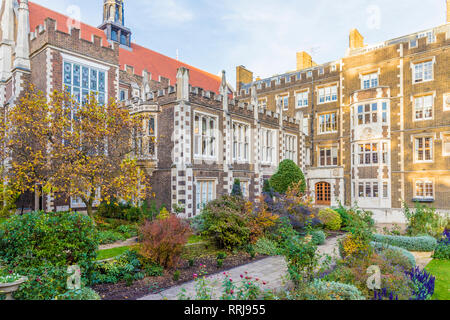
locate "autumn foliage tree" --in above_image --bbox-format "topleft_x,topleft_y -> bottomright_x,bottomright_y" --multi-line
5,86 -> 149,217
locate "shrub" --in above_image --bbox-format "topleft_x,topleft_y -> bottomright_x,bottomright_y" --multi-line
311,230 -> 326,245
139,215 -> 191,269
156,207 -> 170,220
335,203 -> 375,229
97,230 -> 126,245
54,288 -> 101,300
269,160 -> 306,194
13,264 -> 68,300
302,280 -> 366,300
243,198 -> 279,243
253,238 -> 280,256
403,202 -> 447,238
173,270 -> 181,281
433,230 -> 450,260
318,208 -> 342,231
0,211 -> 98,277
116,224 -> 138,238
231,179 -> 243,197
91,249 -> 145,285
284,236 -> 319,285
380,248 -> 415,271
371,242 -> 416,267
339,234 -> 371,258
324,253 -> 416,300
372,234 -> 437,252
201,196 -> 250,250
338,205 -> 375,259
266,182 -> 316,232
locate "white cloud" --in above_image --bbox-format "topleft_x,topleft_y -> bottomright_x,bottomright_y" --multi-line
134,0 -> 194,27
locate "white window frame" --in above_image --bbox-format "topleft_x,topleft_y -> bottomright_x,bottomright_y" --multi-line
318,112 -> 337,134
317,84 -> 338,104
261,128 -> 276,165
441,132 -> 450,157
284,134 -> 297,163
232,121 -> 250,163
195,180 -> 216,213
357,180 -> 380,199
443,93 -> 450,112
413,94 -> 434,121
412,60 -> 434,84
277,94 -> 290,111
240,180 -> 250,199
358,143 -> 379,165
319,146 -> 338,167
361,72 -> 379,89
295,90 -> 309,108
258,98 -> 267,109
414,136 -> 433,163
414,179 -> 434,200
193,112 -> 218,160
357,102 -> 378,125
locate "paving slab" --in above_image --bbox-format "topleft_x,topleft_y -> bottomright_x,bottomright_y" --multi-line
139,234 -> 344,301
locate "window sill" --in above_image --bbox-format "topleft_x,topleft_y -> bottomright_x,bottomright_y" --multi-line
412,198 -> 434,203
413,79 -> 434,85
317,101 -> 338,106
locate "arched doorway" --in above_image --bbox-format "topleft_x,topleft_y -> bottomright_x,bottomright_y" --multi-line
315,182 -> 331,206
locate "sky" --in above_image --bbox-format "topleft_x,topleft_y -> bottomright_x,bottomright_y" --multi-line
32,0 -> 445,86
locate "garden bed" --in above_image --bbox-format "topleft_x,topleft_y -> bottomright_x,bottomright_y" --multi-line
91,252 -> 266,300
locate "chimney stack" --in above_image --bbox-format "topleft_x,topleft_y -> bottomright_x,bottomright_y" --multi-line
296,51 -> 316,71
349,28 -> 364,50
236,65 -> 253,92
447,0 -> 450,23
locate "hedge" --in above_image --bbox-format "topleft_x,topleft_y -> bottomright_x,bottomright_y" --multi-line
372,234 -> 437,252
370,241 -> 416,267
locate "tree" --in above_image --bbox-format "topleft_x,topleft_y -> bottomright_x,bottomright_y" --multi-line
269,159 -> 306,195
231,179 -> 242,197
6,87 -> 149,218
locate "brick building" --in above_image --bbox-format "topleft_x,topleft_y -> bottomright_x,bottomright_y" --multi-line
237,2 -> 450,222
0,0 -> 301,217
0,1 -> 448,222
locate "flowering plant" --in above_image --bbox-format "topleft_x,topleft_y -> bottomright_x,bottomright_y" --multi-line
0,272 -> 23,284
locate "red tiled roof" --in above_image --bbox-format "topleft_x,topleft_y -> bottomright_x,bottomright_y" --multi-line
28,2 -> 221,93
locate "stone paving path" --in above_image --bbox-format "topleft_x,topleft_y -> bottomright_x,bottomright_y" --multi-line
139,234 -> 345,300
99,237 -> 138,250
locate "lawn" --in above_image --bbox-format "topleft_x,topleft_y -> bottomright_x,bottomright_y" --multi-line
96,246 -> 132,261
187,234 -> 207,244
426,259 -> 450,300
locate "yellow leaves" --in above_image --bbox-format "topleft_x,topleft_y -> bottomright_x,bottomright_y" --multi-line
3,87 -> 151,207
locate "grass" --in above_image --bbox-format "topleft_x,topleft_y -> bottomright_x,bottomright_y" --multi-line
96,246 -> 132,261
425,259 -> 450,300
187,234 -> 206,244
0,217 -> 7,225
